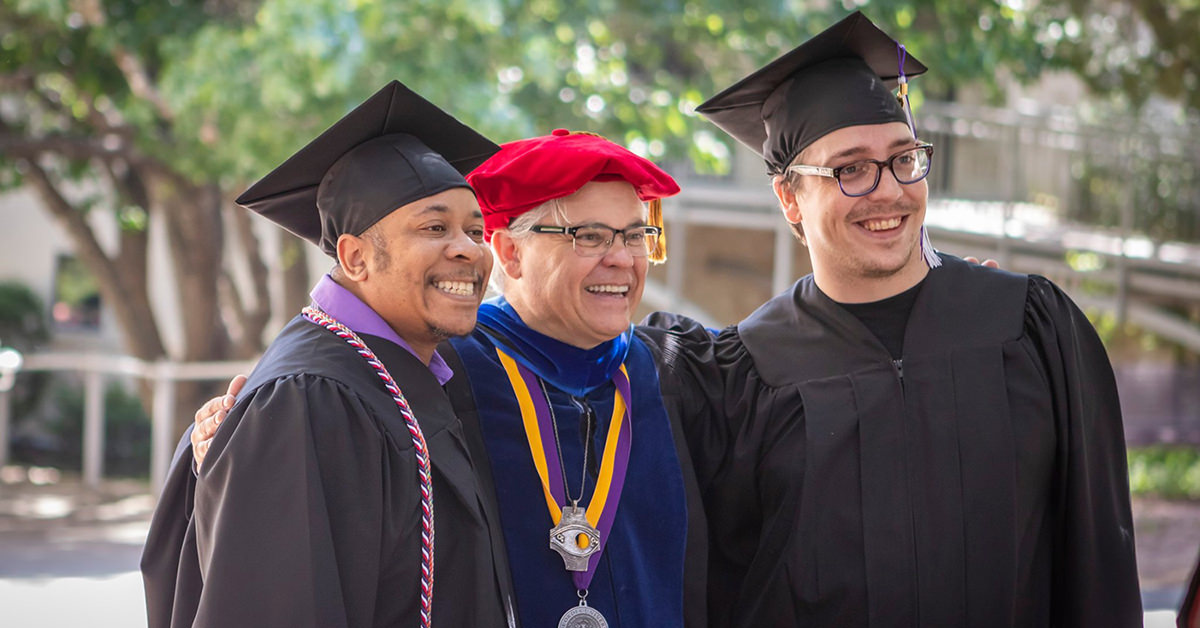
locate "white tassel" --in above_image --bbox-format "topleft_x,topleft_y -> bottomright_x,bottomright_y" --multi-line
920,225 -> 941,268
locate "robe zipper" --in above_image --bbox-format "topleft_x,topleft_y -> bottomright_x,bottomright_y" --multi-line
893,355 -> 919,621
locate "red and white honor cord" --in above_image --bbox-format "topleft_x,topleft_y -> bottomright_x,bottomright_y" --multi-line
302,305 -> 435,628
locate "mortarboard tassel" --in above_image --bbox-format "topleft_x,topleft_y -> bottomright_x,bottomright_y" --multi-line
648,198 -> 667,263
897,43 -> 940,269
920,225 -> 941,268
896,43 -> 918,140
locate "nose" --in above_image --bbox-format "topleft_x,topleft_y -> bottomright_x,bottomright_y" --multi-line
446,229 -> 485,261
866,165 -> 905,201
599,238 -> 636,267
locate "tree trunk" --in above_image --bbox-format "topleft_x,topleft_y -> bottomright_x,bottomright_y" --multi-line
280,234 -> 313,318
159,183 -> 230,359
156,182 -> 237,434
21,158 -> 168,362
221,202 -> 273,358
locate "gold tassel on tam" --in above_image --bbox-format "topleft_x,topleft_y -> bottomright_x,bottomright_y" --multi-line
648,198 -> 667,263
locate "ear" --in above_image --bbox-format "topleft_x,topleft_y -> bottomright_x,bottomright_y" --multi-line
336,234 -> 370,282
772,175 -> 803,225
491,229 -> 523,281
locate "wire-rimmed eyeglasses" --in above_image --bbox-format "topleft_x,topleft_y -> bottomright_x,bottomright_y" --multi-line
787,144 -> 935,198
529,223 -> 662,257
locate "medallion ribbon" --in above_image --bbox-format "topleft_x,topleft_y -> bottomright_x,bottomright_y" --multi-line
496,348 -> 633,590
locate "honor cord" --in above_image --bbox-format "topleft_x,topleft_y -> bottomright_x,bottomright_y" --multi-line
303,306 -> 435,628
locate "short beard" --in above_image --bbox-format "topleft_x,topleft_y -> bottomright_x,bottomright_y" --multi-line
837,201 -> 923,278
427,323 -> 469,340
854,236 -> 920,278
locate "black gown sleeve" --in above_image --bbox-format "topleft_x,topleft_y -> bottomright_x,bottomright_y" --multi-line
707,331 -> 813,628
1181,549 -> 1200,628
1026,276 -> 1143,626
192,374 -> 420,628
638,312 -> 733,487
640,312 -> 802,627
140,428 -> 201,628
634,316 -> 719,628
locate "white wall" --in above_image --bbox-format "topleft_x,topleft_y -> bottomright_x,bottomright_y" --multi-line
0,188 -> 125,353
0,186 -> 315,358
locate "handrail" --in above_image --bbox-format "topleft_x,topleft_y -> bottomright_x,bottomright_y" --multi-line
0,354 -> 259,492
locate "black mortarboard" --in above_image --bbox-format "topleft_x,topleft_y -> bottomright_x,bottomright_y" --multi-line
696,11 -> 927,174
235,80 -> 500,257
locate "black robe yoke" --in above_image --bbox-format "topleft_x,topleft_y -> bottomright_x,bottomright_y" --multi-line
141,316 -> 509,628
646,255 -> 1142,628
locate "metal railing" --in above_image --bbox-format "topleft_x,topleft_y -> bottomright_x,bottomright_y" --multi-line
0,353 -> 257,491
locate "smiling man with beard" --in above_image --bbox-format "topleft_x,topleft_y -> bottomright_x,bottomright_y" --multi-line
140,82 -> 512,628
648,11 -> 1142,627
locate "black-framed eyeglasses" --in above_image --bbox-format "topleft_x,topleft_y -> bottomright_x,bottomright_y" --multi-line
529,223 -> 662,257
787,143 -> 935,198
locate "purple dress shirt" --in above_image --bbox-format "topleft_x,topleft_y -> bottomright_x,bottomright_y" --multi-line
310,274 -> 454,386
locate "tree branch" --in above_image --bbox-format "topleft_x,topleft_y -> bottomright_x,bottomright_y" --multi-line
2,46 -> 133,138
224,202 -> 272,356
17,156 -> 167,361
77,0 -> 175,123
0,71 -> 36,92
0,132 -> 196,193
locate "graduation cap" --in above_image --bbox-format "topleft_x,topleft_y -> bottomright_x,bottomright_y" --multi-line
468,129 -> 679,262
235,80 -> 500,257
696,11 -> 927,175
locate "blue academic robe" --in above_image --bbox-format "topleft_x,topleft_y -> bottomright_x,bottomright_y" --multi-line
449,300 -> 690,628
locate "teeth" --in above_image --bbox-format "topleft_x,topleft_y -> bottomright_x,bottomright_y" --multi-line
586,284 -> 629,295
862,217 -> 902,231
435,280 -> 475,296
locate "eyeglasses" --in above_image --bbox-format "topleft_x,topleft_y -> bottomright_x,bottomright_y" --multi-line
529,223 -> 662,257
787,144 -> 934,197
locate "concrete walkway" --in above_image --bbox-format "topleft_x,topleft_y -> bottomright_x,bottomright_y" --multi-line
0,470 -> 151,628
0,468 -> 1195,627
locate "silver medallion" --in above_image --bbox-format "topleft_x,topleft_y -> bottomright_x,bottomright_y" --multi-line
549,505 -> 601,571
558,604 -> 608,628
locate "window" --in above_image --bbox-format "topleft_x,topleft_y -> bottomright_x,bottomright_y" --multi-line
51,255 -> 100,331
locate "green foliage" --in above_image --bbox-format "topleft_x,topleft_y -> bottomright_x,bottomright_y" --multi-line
52,256 -> 99,307
1081,306 -> 1174,356
22,380 -> 153,478
1069,140 -> 1200,243
10,0 -> 1194,183
0,281 -> 50,420
1128,445 -> 1200,500
0,281 -> 49,350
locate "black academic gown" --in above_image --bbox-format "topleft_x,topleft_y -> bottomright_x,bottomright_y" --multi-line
646,255 -> 1142,628
1181,549 -> 1200,628
141,316 -> 511,628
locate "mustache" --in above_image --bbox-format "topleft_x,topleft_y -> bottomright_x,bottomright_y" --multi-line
432,270 -> 485,283
845,201 -> 922,223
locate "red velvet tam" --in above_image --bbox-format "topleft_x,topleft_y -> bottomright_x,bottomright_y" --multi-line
468,129 -> 680,248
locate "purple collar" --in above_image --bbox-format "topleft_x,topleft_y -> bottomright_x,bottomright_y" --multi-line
309,274 -> 454,386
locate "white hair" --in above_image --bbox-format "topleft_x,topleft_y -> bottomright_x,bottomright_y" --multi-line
488,199 -> 562,292
506,198 -> 567,238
